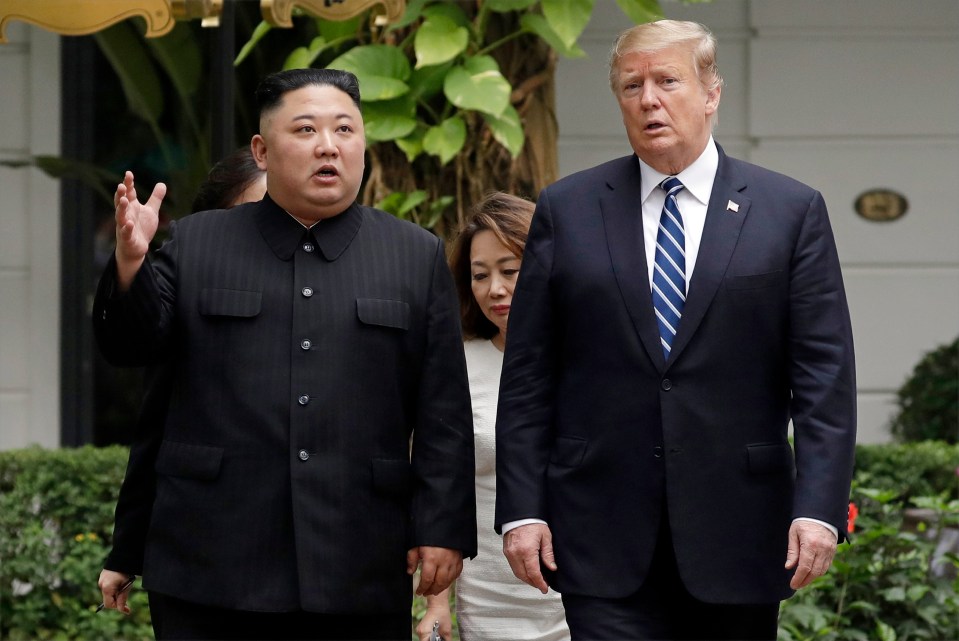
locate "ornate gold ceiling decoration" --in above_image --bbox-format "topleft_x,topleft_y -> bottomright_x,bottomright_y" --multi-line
0,0 -> 405,43
0,0 -> 175,42
262,0 -> 405,28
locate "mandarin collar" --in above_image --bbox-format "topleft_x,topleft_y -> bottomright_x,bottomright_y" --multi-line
255,194 -> 363,261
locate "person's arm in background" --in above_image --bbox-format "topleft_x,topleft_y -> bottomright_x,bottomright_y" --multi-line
415,588 -> 453,641
96,362 -> 172,613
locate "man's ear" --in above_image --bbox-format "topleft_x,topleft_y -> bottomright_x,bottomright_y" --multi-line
251,135 -> 268,170
705,84 -> 721,116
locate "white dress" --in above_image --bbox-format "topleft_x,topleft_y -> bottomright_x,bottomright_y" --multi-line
456,339 -> 570,641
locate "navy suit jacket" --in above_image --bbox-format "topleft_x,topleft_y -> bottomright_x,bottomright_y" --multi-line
494,145 -> 856,604
95,196 -> 477,614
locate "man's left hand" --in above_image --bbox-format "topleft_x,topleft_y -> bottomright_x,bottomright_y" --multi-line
407,546 -> 463,596
785,520 -> 837,589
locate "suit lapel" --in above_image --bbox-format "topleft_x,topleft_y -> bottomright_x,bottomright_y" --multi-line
600,156 -> 667,372
668,149 -> 749,364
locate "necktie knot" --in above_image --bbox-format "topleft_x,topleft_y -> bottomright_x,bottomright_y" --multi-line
660,176 -> 685,197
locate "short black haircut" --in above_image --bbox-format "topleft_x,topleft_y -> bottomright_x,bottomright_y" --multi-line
254,68 -> 362,121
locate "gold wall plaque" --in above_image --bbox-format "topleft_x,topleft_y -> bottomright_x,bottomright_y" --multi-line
262,0 -> 405,28
854,188 -> 908,222
0,0 -> 176,43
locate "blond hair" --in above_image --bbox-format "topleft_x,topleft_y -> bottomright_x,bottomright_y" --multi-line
608,20 -> 724,96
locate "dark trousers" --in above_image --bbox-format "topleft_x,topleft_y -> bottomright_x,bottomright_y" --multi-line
148,592 -> 409,641
562,518 -> 779,641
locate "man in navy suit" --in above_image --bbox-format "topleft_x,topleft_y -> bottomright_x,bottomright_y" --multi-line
94,68 -> 476,640
494,20 -> 856,640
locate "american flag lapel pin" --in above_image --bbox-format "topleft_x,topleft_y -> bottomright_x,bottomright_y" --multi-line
726,200 -> 740,213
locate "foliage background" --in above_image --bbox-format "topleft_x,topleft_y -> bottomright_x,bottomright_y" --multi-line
2,442 -> 957,640
888,338 -> 958,444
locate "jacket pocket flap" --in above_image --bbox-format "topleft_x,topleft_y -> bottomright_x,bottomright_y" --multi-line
356,298 -> 410,330
725,270 -> 784,291
746,442 -> 794,475
549,436 -> 588,467
371,458 -> 411,498
155,441 -> 224,481
199,288 -> 262,317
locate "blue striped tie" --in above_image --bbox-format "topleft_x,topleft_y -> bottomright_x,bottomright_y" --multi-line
653,177 -> 686,359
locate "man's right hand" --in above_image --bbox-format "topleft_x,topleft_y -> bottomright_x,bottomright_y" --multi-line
502,523 -> 556,594
114,171 -> 165,291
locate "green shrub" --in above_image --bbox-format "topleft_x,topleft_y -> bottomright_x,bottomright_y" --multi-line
0,446 -> 152,640
779,488 -> 959,641
0,446 -> 455,640
4,443 -> 957,640
889,338 -> 958,444
854,441 -> 959,503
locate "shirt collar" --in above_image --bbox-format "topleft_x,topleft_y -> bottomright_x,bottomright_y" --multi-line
255,194 -> 363,261
638,137 -> 719,206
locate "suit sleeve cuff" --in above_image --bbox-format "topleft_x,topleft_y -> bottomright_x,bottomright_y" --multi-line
501,518 -> 547,534
793,517 -> 839,539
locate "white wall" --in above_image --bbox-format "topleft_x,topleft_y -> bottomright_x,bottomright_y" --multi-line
0,23 -> 61,449
556,0 -> 959,443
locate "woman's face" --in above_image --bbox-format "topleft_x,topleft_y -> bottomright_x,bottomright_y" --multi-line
469,229 -> 521,340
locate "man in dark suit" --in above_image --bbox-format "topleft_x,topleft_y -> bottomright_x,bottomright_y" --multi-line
494,20 -> 856,640
94,68 -> 476,640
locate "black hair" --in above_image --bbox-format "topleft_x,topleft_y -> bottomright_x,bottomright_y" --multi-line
449,192 -> 535,339
191,147 -> 264,212
254,68 -> 362,121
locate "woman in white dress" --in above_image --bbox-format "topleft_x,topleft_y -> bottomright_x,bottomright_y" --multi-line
416,193 -> 569,641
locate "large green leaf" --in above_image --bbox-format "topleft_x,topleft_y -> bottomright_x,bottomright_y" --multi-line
615,0 -> 664,24
395,127 -> 426,162
443,55 -> 510,117
235,20 -> 272,66
486,0 -> 538,11
94,23 -> 164,125
520,13 -> 586,59
0,156 -> 117,203
542,0 -> 594,49
143,23 -> 205,163
423,116 -> 466,165
284,37 -> 330,70
482,104 -> 524,158
362,96 -> 418,142
422,2 -> 471,28
316,14 -> 363,40
388,0 -> 429,31
408,61 -> 453,102
327,45 -> 411,101
414,15 -> 469,69
145,23 -> 201,100
376,189 -> 428,219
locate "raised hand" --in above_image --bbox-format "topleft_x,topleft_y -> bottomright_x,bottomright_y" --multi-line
114,171 -> 166,291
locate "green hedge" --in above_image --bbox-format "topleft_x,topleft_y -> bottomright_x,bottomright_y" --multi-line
0,446 -> 152,640
853,440 -> 958,502
889,338 -> 958,444
2,442 -> 957,640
